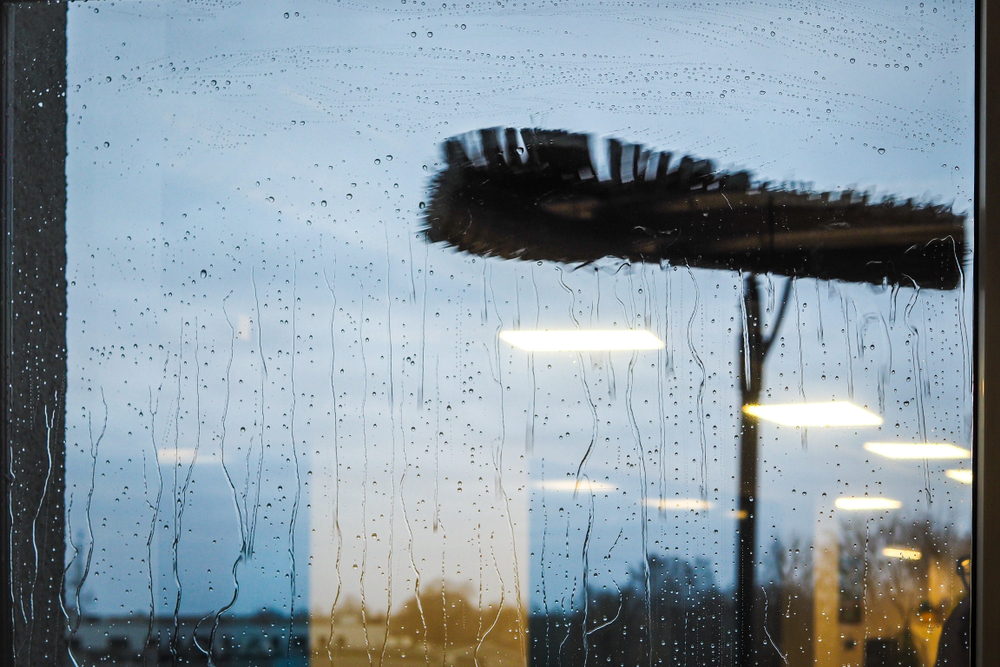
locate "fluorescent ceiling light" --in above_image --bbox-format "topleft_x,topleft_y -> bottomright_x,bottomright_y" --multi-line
742,402 -> 882,427
945,469 -> 973,484
864,442 -> 971,459
157,448 -> 216,465
834,497 -> 902,511
645,498 -> 712,511
500,329 -> 664,352
534,479 -> 618,492
882,547 -> 922,560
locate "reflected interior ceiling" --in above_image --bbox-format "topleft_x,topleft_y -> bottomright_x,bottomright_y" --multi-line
882,547 -> 922,560
742,401 -> 882,427
863,442 -> 972,459
834,497 -> 903,510
499,329 -> 664,351
946,470 -> 974,484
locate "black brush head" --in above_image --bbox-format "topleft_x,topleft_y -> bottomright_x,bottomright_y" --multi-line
423,127 -> 966,290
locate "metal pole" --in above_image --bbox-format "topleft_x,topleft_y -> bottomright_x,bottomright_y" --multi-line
735,274 -> 792,667
735,275 -> 764,667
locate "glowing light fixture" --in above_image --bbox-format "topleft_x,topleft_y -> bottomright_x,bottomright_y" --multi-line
882,547 -> 922,560
742,402 -> 882,427
535,479 -> 618,492
645,498 -> 712,511
157,448 -> 215,465
834,497 -> 902,511
500,329 -> 664,352
945,469 -> 973,484
864,442 -> 971,459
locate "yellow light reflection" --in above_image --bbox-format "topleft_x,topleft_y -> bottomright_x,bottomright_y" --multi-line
645,498 -> 712,511
742,402 -> 882,427
834,497 -> 902,510
882,546 -> 922,560
534,479 -> 618,492
945,469 -> 973,484
500,329 -> 664,351
864,442 -> 971,459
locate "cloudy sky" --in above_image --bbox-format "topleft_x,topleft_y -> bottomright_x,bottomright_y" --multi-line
63,0 -> 974,626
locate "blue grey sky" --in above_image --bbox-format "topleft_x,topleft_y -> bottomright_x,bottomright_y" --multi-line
64,0 -> 974,620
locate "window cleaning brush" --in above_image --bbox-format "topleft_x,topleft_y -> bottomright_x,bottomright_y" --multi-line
423,127 -> 965,291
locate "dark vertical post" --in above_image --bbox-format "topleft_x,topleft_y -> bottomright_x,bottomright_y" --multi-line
735,275 -> 765,667
2,2 -> 69,665
975,1 -> 1000,665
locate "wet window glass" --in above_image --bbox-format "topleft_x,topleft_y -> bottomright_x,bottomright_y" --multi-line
57,1 -> 974,666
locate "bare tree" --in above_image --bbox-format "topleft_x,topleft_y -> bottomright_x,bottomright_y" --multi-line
839,514 -> 969,630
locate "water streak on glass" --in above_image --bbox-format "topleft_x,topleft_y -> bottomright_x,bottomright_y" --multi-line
58,2 -> 975,666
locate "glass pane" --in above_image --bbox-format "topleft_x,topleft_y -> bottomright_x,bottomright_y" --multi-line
62,2 -> 974,666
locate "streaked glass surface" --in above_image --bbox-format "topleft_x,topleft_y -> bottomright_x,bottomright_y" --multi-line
61,2 -> 974,666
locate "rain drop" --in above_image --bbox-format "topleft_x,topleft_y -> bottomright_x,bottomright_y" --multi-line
878,148 -> 886,155
200,269 -> 207,278
346,193 -> 353,200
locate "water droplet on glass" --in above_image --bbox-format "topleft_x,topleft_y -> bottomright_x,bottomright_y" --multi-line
321,200 -> 327,207
346,193 -> 353,200
284,12 -> 290,18
200,269 -> 207,278
850,57 -> 856,64
374,158 -> 381,165
878,147 -> 886,155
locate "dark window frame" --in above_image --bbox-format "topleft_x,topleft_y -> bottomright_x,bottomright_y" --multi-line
2,1 -> 997,665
